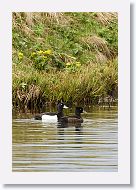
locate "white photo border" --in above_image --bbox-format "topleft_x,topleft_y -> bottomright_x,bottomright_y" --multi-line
0,0 -> 130,184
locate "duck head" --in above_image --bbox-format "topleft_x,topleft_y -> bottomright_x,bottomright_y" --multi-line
75,107 -> 84,117
57,102 -> 68,120
57,102 -> 68,112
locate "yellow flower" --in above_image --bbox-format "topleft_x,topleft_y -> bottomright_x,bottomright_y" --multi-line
31,52 -> 36,57
18,52 -> 23,60
37,50 -> 44,55
76,63 -> 81,67
66,62 -> 71,66
43,49 -> 52,55
18,52 -> 23,57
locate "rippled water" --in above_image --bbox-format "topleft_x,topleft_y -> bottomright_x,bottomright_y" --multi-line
12,108 -> 118,172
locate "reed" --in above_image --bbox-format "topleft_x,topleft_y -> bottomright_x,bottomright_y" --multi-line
12,59 -> 118,110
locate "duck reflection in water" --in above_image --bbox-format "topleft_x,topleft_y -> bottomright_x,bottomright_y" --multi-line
57,122 -> 83,142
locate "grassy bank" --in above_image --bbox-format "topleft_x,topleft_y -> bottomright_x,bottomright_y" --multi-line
12,12 -> 118,111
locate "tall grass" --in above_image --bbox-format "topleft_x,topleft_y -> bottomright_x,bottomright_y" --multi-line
12,59 -> 118,111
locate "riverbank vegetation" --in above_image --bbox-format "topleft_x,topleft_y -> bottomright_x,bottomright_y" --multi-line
12,12 -> 118,111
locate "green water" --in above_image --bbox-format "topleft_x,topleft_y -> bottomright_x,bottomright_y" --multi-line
12,107 -> 118,172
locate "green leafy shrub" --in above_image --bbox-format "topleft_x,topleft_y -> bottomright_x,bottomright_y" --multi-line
30,50 -> 52,70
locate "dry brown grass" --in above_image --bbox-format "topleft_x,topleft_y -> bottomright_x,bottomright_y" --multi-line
13,12 -> 72,27
93,12 -> 118,25
82,35 -> 112,59
95,51 -> 108,63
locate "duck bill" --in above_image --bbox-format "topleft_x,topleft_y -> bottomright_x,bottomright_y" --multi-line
64,105 -> 69,109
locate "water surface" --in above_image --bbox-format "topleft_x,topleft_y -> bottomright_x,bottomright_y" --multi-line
12,108 -> 118,172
